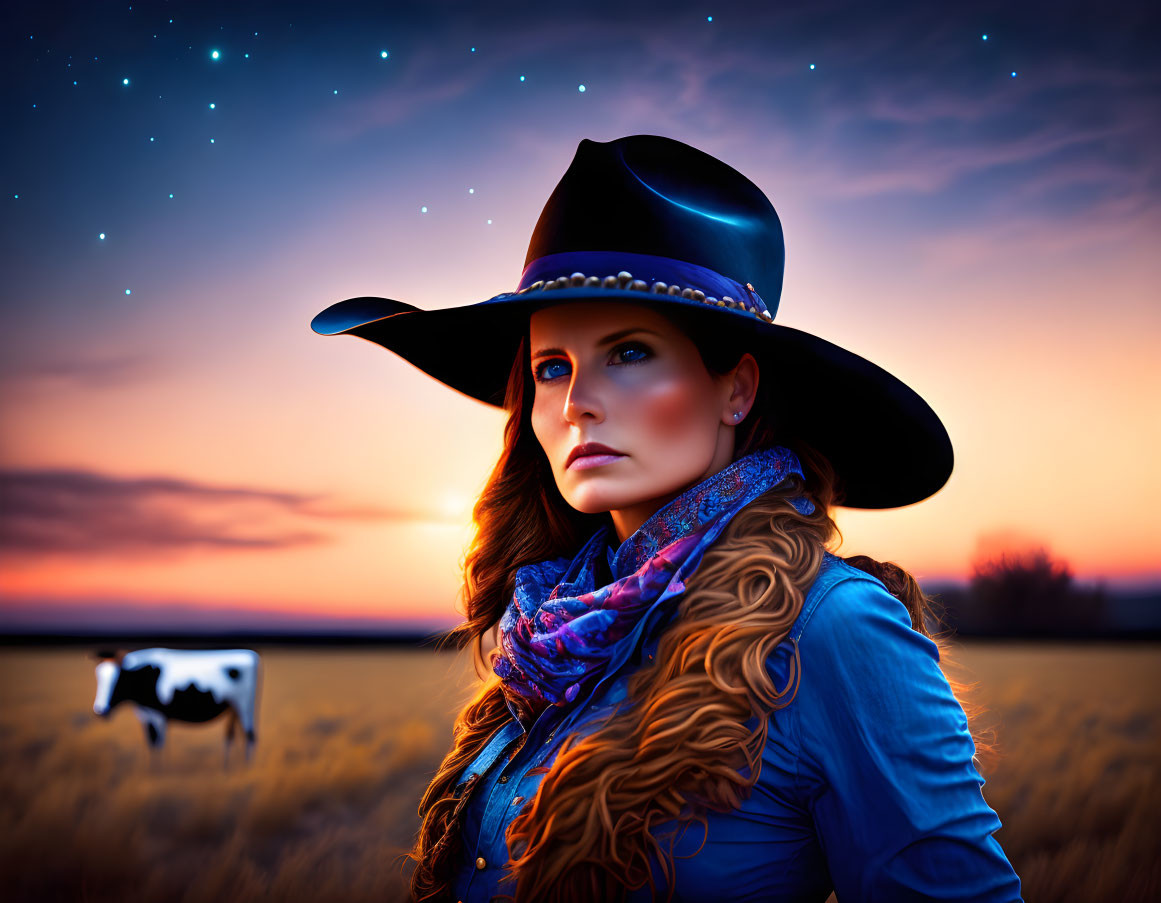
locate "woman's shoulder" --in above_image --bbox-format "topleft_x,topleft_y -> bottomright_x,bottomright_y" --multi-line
790,551 -> 905,639
779,551 -> 942,684
773,553 -> 961,777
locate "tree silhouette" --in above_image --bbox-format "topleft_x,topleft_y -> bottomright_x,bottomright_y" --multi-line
968,546 -> 1106,635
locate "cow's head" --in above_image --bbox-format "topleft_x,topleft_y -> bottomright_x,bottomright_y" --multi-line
92,649 -> 125,717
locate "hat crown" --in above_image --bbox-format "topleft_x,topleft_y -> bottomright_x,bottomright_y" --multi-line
523,135 -> 786,317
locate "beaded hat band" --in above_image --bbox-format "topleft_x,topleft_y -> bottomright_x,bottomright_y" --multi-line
509,249 -> 774,324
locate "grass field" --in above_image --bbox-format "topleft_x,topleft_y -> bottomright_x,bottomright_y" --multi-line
1,643 -> 1157,902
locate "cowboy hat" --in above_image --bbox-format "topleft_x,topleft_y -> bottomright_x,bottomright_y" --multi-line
310,135 -> 952,509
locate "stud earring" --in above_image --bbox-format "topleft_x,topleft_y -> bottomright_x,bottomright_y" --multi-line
733,411 -> 741,421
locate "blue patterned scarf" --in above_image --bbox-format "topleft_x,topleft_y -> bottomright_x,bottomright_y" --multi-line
492,446 -> 815,727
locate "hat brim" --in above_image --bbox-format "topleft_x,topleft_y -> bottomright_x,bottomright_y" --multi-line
311,287 -> 953,509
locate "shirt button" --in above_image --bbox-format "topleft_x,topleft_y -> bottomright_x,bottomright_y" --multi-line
498,775 -> 508,783
476,856 -> 487,870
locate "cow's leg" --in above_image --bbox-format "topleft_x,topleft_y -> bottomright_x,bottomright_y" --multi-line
237,691 -> 257,765
244,724 -> 256,765
223,708 -> 240,770
134,707 -> 166,772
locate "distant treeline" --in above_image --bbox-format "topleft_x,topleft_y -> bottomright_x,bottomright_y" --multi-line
3,548 -> 1158,645
925,548 -> 1161,639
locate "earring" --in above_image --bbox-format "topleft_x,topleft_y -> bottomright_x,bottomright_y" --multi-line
733,411 -> 742,421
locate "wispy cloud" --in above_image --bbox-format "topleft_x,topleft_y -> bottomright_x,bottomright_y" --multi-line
807,64 -> 1159,200
315,63 -> 485,143
912,188 -> 1161,270
0,468 -> 457,559
0,596 -> 456,633
530,7 -> 1159,215
0,354 -> 161,390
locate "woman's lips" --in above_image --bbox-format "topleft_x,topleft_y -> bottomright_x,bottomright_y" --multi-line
568,453 -> 626,471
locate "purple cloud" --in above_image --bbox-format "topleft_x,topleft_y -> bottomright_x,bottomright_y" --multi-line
0,468 -> 457,559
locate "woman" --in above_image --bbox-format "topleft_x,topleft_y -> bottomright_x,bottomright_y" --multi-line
311,135 -> 1023,902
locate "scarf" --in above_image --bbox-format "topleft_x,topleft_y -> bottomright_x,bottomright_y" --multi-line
492,446 -> 815,727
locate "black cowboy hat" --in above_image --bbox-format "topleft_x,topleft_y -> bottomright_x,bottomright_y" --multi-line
310,134 -> 953,509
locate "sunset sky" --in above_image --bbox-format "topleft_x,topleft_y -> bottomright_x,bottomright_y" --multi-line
3,0 -> 1158,633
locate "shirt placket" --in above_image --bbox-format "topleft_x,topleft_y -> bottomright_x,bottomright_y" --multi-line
459,596 -> 668,901
473,676 -> 639,901
461,702 -> 563,902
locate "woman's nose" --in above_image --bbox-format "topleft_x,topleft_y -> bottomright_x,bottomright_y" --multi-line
562,367 -> 605,423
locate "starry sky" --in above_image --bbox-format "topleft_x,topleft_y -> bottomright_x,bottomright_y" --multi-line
2,0 -> 1159,633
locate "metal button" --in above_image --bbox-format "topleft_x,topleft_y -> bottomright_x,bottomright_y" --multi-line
498,774 -> 508,783
476,856 -> 486,870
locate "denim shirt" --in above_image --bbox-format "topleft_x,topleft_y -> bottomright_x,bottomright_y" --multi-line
450,552 -> 1024,902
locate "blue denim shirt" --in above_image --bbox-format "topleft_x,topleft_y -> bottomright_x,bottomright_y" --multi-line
450,552 -> 1023,902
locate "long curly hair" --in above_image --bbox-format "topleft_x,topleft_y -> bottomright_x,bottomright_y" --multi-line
399,306 -> 989,902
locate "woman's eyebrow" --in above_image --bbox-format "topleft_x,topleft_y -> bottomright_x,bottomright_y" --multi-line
531,327 -> 663,360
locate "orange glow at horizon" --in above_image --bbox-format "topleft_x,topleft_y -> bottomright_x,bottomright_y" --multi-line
3,156 -> 1159,628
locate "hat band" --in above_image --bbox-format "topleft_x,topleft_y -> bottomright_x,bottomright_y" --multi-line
515,250 -> 772,319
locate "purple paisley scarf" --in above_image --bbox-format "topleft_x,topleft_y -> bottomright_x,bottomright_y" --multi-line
492,446 -> 815,727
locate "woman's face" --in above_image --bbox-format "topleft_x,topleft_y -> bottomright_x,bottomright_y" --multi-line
528,300 -> 758,542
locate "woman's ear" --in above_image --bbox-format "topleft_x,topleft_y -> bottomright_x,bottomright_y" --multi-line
722,353 -> 760,424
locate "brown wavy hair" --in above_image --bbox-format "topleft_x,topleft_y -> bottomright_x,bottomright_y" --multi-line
398,305 -> 991,902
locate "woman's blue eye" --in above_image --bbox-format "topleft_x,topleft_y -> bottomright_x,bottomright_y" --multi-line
615,343 -> 649,365
532,342 -> 651,383
535,359 -> 570,382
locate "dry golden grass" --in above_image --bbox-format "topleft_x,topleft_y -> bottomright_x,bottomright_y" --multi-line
944,643 -> 1161,902
0,642 -> 1157,902
0,646 -> 479,903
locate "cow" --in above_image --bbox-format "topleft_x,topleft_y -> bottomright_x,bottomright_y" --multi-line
92,647 -> 260,768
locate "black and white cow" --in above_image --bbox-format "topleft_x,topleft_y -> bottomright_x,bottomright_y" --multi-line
92,648 -> 259,766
